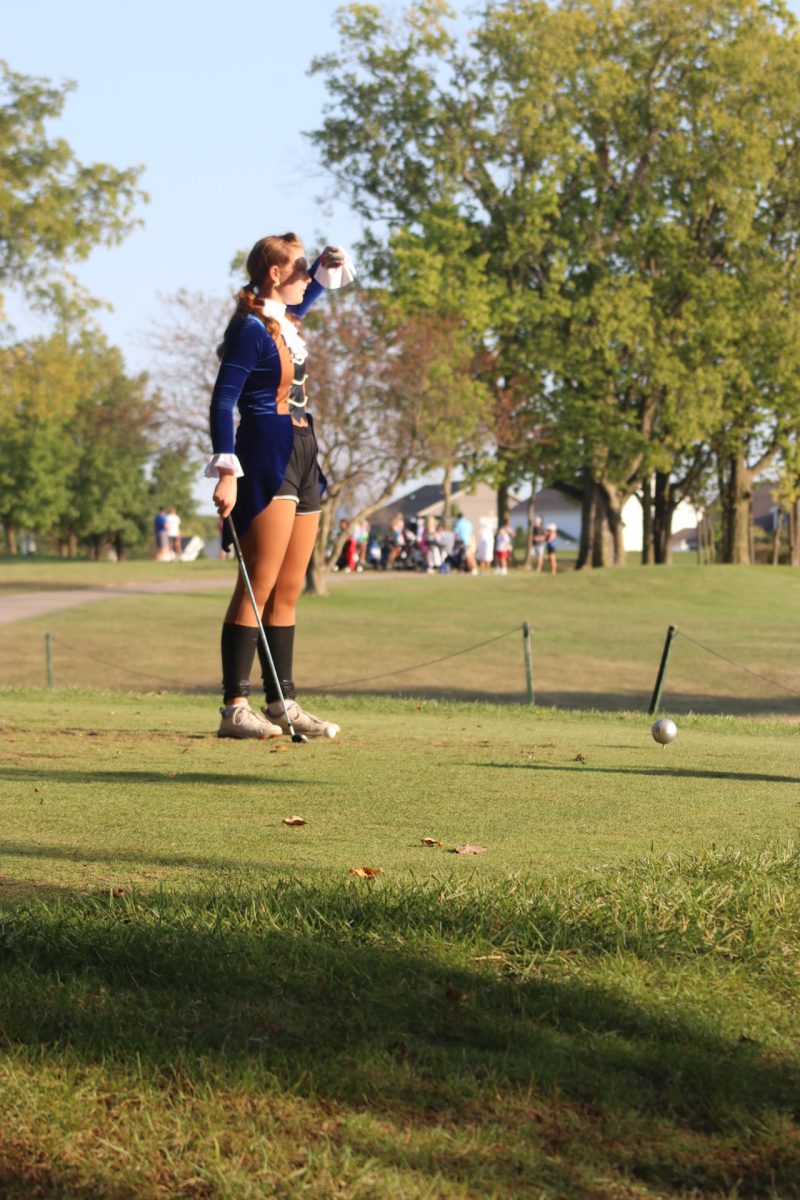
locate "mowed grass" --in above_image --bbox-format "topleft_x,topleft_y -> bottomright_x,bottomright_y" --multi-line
1,563 -> 799,1196
0,690 -> 799,1196
1,555 -> 800,715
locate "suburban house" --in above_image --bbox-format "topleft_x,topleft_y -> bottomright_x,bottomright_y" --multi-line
369,481 -> 520,542
509,487 -> 701,552
373,480 -> 701,553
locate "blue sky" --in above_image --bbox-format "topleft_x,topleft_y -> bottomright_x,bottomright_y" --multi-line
5,0 -> 366,370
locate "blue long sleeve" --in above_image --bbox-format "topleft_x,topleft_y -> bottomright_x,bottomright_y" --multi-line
209,318 -> 281,453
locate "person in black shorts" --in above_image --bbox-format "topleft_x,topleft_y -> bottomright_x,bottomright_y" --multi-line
206,232 -> 355,739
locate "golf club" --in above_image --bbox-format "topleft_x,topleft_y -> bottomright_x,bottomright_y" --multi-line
226,514 -> 308,743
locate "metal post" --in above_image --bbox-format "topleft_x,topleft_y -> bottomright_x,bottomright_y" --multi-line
522,622 -> 534,706
45,633 -> 54,688
648,624 -> 677,715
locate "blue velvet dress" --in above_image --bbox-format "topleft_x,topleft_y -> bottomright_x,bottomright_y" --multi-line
209,273 -> 326,548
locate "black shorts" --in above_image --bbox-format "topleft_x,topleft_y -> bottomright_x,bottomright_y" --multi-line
273,423 -> 322,514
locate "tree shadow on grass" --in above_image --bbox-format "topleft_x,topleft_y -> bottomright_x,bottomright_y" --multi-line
0,885 -> 797,1198
0,840 -> 331,877
471,762 -> 800,785
0,765 -> 314,787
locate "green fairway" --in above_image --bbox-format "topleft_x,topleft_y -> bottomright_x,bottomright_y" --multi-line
0,689 -> 798,891
1,556 -> 799,715
1,564 -> 799,1197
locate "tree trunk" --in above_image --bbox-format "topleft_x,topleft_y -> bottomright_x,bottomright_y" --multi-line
790,500 -> 800,566
523,486 -> 537,570
640,477 -> 653,565
496,482 -> 509,530
576,471 -> 596,569
442,464 -> 453,527
771,510 -> 782,565
577,474 -> 625,568
652,471 -> 675,565
4,525 -> 17,555
310,500 -> 332,596
720,454 -> 753,564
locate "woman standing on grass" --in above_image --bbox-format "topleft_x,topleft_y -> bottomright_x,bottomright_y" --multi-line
206,232 -> 355,739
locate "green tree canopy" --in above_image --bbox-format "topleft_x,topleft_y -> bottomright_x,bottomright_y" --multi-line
310,0 -> 800,565
0,60 -> 146,316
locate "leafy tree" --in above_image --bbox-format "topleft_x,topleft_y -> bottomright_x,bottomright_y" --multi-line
148,442 -> 200,525
0,335 -> 82,551
309,0 -> 800,566
0,60 -> 146,315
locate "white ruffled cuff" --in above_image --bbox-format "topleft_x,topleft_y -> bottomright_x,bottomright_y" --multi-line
314,249 -> 357,290
204,453 -> 244,479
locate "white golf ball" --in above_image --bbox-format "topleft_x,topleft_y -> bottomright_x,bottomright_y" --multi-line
651,718 -> 677,745
324,725 -> 338,739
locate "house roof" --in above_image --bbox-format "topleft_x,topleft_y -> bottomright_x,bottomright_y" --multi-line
369,481 -> 520,529
508,486 -> 580,516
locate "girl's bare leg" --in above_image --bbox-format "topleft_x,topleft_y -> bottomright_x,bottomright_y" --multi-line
263,512 -> 321,626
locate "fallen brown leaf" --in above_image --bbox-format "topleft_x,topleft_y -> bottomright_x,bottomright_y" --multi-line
282,816 -> 307,826
573,753 -> 587,763
420,838 -> 443,847
348,867 -> 384,878
270,745 -> 289,754
452,844 -> 486,855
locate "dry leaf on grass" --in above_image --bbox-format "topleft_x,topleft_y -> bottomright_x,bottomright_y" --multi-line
348,867 -> 384,878
452,844 -> 486,855
573,753 -> 587,763
420,838 -> 443,847
270,745 -> 289,754
471,954 -> 506,963
282,816 -> 307,826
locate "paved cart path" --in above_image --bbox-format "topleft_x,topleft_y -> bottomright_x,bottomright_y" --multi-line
0,579 -> 233,627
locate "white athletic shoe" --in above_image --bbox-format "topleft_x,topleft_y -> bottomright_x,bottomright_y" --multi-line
264,700 -> 340,739
217,703 -> 283,739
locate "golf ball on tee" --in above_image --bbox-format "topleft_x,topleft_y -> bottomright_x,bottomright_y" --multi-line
651,718 -> 678,745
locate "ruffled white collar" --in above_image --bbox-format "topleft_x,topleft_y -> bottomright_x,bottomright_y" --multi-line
259,297 -> 307,362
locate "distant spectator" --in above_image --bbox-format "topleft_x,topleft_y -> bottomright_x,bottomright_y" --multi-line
532,515 -> 546,573
354,520 -> 370,568
333,518 -> 359,572
421,514 -> 443,572
476,522 -> 493,573
386,513 -> 407,568
453,513 -> 477,574
495,517 -> 514,575
154,507 -> 169,561
165,506 -> 182,560
545,523 -> 558,574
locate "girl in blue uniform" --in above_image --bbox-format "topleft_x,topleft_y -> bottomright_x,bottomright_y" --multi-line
206,232 -> 355,738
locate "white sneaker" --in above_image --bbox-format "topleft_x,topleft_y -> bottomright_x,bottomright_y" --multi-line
217,703 -> 283,739
265,700 -> 340,739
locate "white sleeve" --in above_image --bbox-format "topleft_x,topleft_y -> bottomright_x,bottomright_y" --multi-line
204,453 -> 244,479
314,249 -> 357,290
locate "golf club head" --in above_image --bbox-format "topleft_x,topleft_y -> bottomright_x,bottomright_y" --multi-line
291,732 -> 309,744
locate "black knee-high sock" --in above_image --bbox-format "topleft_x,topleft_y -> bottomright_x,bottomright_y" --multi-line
259,625 -> 296,703
221,623 -> 259,703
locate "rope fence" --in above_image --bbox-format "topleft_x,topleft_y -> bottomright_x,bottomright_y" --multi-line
648,624 -> 800,714
43,623 -> 798,712
45,625 -> 533,698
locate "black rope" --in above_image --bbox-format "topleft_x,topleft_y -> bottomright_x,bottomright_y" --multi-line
49,636 -> 189,689
676,630 -> 800,699
49,625 -> 524,695
311,625 -> 523,691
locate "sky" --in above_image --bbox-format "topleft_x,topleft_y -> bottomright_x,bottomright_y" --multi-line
5,0 -> 367,370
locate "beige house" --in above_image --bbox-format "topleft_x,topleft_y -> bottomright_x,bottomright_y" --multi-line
370,480 -> 520,537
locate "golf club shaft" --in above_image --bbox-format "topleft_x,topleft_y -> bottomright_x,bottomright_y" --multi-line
225,514 -> 299,739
